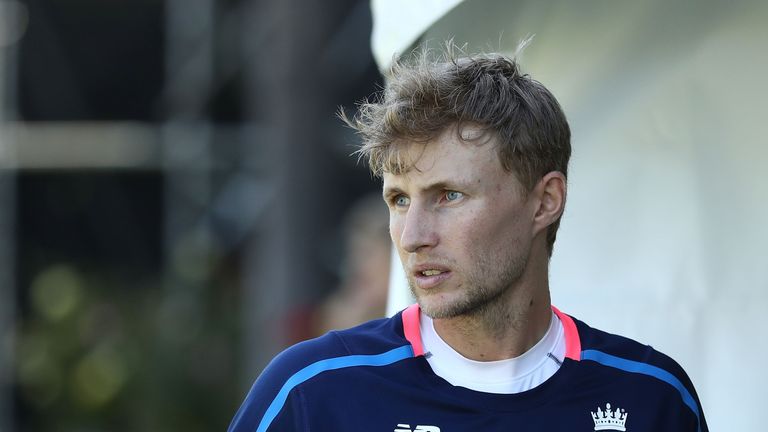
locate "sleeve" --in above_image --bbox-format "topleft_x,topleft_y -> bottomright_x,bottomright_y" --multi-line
672,361 -> 708,432
627,348 -> 709,432
647,348 -> 708,432
227,375 -> 306,432
227,332 -> 346,432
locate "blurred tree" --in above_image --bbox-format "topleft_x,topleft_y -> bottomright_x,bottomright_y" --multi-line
9,0 -> 383,430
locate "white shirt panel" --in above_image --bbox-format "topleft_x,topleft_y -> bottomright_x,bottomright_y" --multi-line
420,310 -> 565,394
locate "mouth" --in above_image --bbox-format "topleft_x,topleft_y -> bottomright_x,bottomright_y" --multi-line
411,265 -> 452,289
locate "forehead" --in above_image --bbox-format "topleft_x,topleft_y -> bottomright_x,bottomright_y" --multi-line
382,125 -> 504,188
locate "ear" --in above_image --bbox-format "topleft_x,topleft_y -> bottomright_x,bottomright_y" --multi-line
532,171 -> 566,235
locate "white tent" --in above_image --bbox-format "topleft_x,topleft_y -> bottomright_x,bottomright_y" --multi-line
376,1 -> 768,430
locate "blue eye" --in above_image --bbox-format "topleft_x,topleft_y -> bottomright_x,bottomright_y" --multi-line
445,191 -> 463,201
395,195 -> 410,207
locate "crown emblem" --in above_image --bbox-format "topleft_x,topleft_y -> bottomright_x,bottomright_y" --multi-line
591,403 -> 628,431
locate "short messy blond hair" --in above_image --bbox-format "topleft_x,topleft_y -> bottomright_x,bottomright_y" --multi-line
343,43 -> 571,255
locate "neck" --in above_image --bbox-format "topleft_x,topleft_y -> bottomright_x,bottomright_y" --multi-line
432,253 -> 552,361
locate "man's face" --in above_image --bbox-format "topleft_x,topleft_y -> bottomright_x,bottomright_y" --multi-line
383,126 -> 537,319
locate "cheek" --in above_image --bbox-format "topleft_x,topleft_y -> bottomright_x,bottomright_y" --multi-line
389,216 -> 403,245
466,206 -> 524,248
460,224 -> 492,252
446,213 -> 486,256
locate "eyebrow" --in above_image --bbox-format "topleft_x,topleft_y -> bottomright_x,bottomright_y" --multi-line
382,186 -> 404,201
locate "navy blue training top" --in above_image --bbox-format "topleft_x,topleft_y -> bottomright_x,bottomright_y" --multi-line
229,305 -> 707,432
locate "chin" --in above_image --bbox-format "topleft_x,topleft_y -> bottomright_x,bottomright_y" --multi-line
415,292 -> 469,320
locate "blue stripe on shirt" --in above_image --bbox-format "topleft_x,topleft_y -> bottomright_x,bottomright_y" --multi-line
581,349 -> 701,432
256,344 -> 414,432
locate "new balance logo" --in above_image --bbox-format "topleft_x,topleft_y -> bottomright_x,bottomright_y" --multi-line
394,424 -> 440,432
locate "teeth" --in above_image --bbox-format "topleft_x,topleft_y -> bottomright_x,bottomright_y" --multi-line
422,270 -> 443,276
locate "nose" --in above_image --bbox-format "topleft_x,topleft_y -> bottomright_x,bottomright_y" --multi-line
398,203 -> 438,253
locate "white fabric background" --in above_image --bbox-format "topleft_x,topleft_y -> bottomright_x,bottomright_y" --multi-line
378,1 -> 768,430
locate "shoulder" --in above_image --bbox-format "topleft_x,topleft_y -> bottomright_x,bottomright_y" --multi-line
228,314 -> 412,431
568,315 -> 708,431
257,314 -> 412,387
572,315 -> 693,386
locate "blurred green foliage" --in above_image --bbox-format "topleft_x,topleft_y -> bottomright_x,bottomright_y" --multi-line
15,261 -> 242,431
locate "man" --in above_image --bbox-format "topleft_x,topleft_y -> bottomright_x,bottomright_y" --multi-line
229,47 -> 708,431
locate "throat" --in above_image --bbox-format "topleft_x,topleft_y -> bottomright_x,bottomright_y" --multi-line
433,295 -> 551,361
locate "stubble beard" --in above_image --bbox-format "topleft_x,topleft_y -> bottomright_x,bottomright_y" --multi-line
409,247 -> 528,321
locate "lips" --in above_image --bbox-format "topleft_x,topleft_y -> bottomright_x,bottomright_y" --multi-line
411,264 -> 452,289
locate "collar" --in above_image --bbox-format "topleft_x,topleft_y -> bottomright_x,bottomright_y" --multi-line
401,303 -> 582,361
